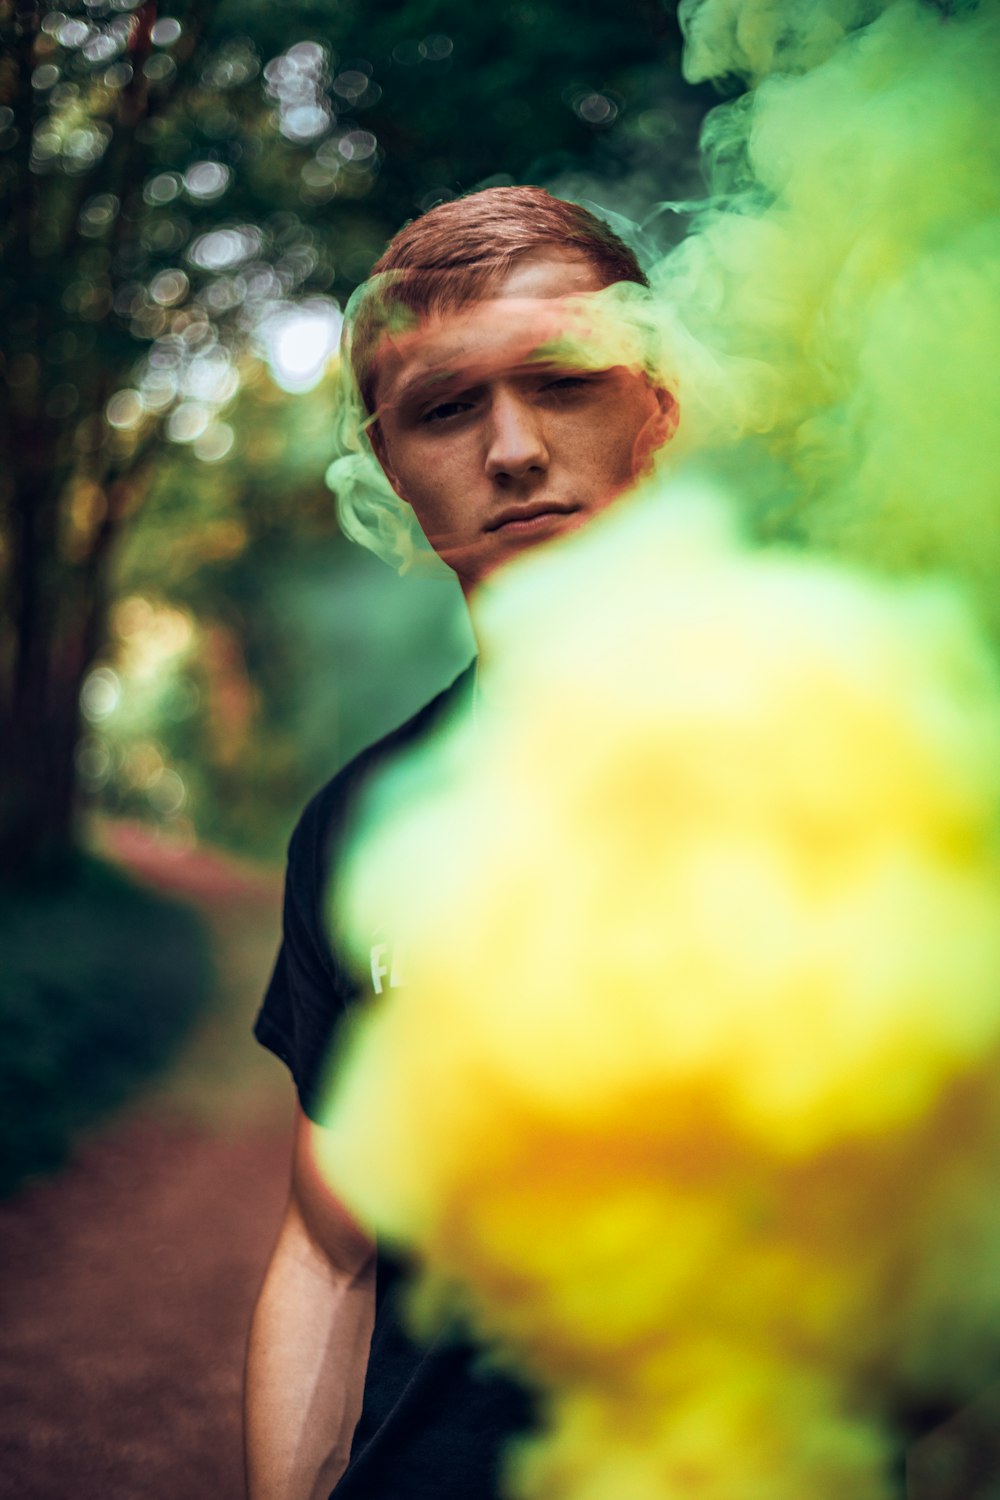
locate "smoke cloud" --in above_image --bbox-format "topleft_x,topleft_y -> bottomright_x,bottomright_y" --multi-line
318,2 -> 1000,1495
655,0 -> 1000,634
321,493 -> 1000,1499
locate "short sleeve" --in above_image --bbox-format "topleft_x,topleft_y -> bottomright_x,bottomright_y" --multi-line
254,661 -> 476,1121
253,781 -> 360,1121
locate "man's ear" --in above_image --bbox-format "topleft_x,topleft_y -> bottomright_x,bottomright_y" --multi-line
634,382 -> 680,477
651,383 -> 680,446
368,420 -> 409,504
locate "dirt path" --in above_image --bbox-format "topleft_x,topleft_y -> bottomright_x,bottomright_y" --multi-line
0,824 -> 295,1500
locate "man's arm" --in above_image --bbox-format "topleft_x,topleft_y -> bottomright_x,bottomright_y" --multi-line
245,1103 -> 376,1500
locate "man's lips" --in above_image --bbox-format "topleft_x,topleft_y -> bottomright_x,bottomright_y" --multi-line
485,502 -> 581,534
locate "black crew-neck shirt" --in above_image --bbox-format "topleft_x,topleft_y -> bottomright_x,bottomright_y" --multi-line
254,665 -> 537,1498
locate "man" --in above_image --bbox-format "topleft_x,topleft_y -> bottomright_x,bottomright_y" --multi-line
245,185 -> 677,1500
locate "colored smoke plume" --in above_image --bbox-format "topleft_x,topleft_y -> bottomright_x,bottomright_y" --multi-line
321,492 -> 1000,1499
652,0 -> 1000,636
679,0 -> 893,84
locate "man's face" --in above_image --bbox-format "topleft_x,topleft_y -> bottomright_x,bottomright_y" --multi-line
369,252 -> 676,597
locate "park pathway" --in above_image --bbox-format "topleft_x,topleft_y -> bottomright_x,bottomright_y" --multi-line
0,824 -> 294,1500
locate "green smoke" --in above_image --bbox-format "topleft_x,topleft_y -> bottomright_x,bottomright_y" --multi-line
654,0 -> 1000,634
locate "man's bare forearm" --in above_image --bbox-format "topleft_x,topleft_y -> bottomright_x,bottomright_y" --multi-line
245,1187 -> 376,1500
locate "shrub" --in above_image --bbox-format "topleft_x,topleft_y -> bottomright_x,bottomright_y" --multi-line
0,856 -> 213,1196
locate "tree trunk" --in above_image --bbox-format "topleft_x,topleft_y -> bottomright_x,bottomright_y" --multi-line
0,672 -> 83,882
1,465 -> 82,879
0,458 -> 143,882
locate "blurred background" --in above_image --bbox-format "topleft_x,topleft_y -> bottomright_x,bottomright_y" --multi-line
0,2 -> 718,1496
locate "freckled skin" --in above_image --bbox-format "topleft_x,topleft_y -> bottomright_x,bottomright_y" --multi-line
369,253 -> 677,598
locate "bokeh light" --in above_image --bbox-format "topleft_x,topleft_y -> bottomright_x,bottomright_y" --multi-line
183,161 -> 231,202
259,298 -> 342,392
80,666 -> 121,722
105,389 -> 144,429
264,41 -> 333,145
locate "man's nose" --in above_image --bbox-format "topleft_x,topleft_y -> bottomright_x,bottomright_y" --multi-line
484,388 -> 549,482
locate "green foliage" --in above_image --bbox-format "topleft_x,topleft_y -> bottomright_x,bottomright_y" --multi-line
0,0 -> 712,874
0,856 -> 213,1196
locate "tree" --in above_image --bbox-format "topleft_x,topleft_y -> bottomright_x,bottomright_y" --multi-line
0,0 -> 707,876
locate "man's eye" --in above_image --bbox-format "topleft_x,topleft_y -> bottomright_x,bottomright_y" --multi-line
542,375 -> 593,395
422,400 -> 473,423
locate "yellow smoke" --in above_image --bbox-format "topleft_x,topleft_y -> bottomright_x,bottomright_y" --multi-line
320,491 -> 1000,1500
317,2 -> 1000,1495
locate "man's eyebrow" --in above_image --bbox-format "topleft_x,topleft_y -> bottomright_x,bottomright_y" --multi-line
391,368 -> 466,409
391,352 -> 600,409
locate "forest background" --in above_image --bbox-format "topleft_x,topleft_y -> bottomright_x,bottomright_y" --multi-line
0,0 -> 717,1184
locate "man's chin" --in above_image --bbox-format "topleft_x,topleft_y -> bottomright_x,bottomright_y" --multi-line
447,507 -> 617,596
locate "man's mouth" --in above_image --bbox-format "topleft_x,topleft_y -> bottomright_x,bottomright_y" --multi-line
485,502 -> 581,534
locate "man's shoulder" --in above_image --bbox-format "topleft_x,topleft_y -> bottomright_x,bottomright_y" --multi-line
292,660 -> 475,858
